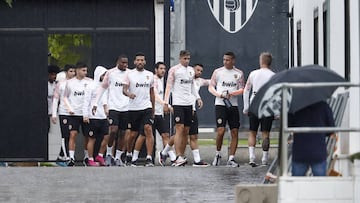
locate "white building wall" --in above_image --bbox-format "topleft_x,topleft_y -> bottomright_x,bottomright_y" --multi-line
154,0 -> 164,62
349,0 -> 360,154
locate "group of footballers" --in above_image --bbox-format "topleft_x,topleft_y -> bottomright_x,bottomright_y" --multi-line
48,50 -> 275,167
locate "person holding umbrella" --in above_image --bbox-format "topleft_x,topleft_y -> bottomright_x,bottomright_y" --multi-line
288,101 -> 335,176
243,52 -> 275,167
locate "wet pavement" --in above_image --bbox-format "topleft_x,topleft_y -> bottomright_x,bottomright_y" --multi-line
0,145 -> 277,203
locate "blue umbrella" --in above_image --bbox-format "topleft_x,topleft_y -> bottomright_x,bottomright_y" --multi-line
249,65 -> 346,118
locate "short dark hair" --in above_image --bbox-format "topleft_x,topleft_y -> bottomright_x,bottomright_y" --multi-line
179,50 -> 190,57
48,65 -> 60,74
135,52 -> 145,58
154,61 -> 165,70
260,52 -> 272,66
75,62 -> 87,69
224,51 -> 236,59
63,64 -> 75,72
193,63 -> 203,68
116,54 -> 128,62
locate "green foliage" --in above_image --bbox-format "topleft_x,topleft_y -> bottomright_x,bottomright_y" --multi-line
48,34 -> 91,68
4,0 -> 12,7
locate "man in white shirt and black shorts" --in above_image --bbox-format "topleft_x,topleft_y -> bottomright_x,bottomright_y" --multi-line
243,52 -> 275,167
62,62 -> 93,166
164,50 -> 202,167
209,51 -> 244,167
123,52 -> 155,167
93,55 -> 130,166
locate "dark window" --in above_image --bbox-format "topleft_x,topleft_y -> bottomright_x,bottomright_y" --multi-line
323,3 -> 328,67
297,21 -> 301,66
314,8 -> 319,65
290,8 -> 294,67
344,0 -> 350,81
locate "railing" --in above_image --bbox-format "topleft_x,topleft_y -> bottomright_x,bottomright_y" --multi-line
279,82 -> 360,177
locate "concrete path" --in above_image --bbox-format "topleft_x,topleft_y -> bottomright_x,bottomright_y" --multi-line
0,145 -> 278,203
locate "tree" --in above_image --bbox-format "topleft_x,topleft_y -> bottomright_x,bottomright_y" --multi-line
4,0 -> 12,7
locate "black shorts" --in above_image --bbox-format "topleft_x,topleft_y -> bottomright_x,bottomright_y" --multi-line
153,114 -> 170,134
215,105 -> 240,129
248,112 -> 274,132
128,108 -> 153,132
108,110 -> 129,130
59,115 -> 70,138
173,105 -> 192,127
189,111 -> 198,135
68,115 -> 86,133
83,119 -> 109,138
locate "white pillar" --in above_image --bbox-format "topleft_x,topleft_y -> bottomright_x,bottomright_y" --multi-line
154,0 -> 164,63
349,0 -> 360,154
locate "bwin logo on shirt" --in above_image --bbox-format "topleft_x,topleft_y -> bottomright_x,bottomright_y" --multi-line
180,79 -> 192,84
136,82 -> 150,87
115,82 -> 124,87
222,81 -> 237,87
74,90 -> 85,96
207,0 -> 258,33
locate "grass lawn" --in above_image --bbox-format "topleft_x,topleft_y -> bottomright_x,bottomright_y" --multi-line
198,138 -> 279,146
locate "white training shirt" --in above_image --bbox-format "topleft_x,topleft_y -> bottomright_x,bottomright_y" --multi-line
166,63 -> 200,106
97,67 -> 129,112
48,81 -> 56,115
52,80 -> 69,117
154,75 -> 165,116
63,77 -> 93,116
209,66 -> 244,107
123,69 -> 154,111
83,81 -> 107,119
192,78 -> 210,111
243,68 -> 275,113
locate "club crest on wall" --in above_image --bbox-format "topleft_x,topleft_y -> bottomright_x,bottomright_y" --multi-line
207,0 -> 258,33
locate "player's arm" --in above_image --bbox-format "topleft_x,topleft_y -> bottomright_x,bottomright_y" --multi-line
51,83 -> 61,123
92,73 -> 109,114
208,70 -> 224,98
230,71 -> 245,96
150,87 -> 155,117
242,74 -> 252,114
163,68 -> 174,113
62,82 -> 74,115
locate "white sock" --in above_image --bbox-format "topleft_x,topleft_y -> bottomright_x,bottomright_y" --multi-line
106,146 -> 113,156
89,157 -> 94,161
146,155 -> 152,160
126,152 -> 132,157
192,149 -> 201,163
115,150 -> 123,160
98,153 -> 103,157
162,144 -> 172,155
262,151 -> 269,161
228,155 -> 235,161
69,150 -> 75,159
132,150 -> 139,161
215,151 -> 221,156
249,146 -> 255,162
84,150 -> 89,159
168,150 -> 176,161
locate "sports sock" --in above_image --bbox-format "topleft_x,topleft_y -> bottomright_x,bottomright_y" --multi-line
192,149 -> 201,163
168,150 -> 176,161
132,150 -> 139,161
126,152 -> 132,157
228,155 -> 235,161
98,153 -> 103,157
84,150 -> 89,159
146,155 -> 152,160
69,150 -> 75,159
162,144 -> 171,155
262,151 -> 269,161
106,146 -> 113,156
249,146 -> 255,162
115,150 -> 123,160
89,157 -> 94,161
215,151 -> 221,156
